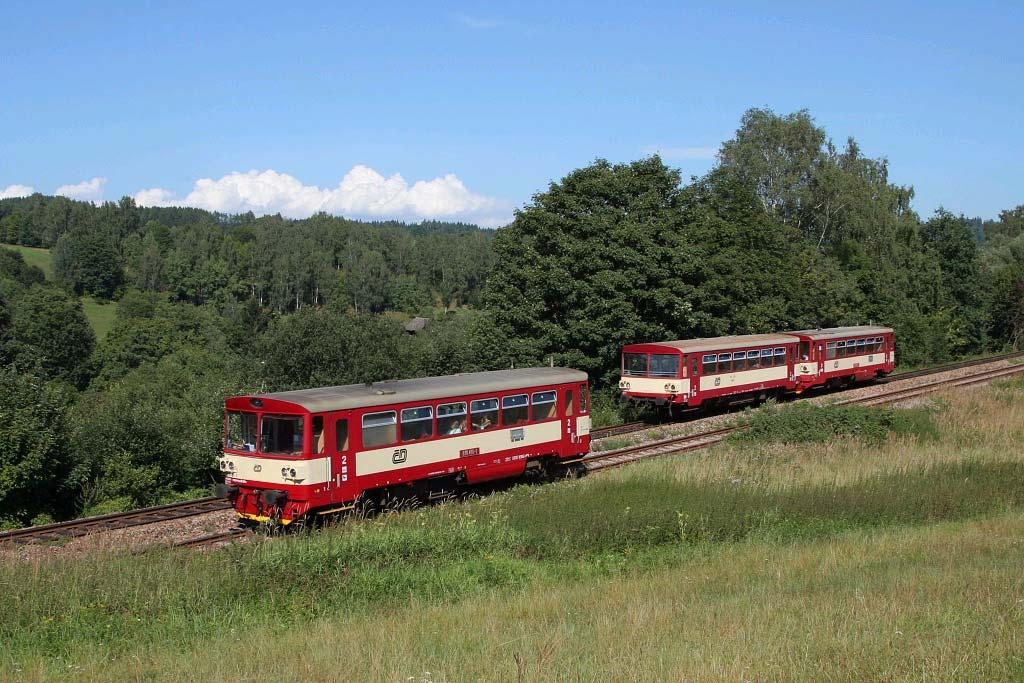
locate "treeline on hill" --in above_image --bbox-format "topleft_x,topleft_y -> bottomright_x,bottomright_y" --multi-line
1,107 -> 1023,527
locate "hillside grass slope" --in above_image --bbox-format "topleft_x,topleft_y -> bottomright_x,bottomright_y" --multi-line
4,382 -> 1024,681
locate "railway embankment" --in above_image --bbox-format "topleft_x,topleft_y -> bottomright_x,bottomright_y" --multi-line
4,377 -> 1024,680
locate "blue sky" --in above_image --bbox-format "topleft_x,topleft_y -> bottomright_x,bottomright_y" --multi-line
1,1 -> 1021,226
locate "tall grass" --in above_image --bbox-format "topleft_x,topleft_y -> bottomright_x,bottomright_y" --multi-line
730,401 -> 940,444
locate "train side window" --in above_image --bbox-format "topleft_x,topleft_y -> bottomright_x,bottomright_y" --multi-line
401,406 -> 434,442
312,416 -> 326,453
826,342 -> 837,360
718,353 -> 732,374
579,383 -> 589,413
774,348 -> 786,366
470,398 -> 499,431
799,341 -> 810,360
760,349 -> 772,367
691,358 -> 699,376
747,350 -> 760,370
702,354 -> 717,375
532,391 -> 557,421
438,402 -> 467,435
837,341 -> 847,358
335,418 -> 349,452
734,352 -> 747,372
502,395 -> 529,426
362,411 -> 397,449
564,390 -> 575,416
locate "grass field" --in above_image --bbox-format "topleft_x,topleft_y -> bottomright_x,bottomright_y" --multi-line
3,243 -> 54,279
79,296 -> 118,340
2,244 -> 119,339
3,383 -> 1024,681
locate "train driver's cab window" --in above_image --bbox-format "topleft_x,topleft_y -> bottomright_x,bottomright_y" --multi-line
702,354 -> 717,375
826,342 -> 837,360
774,348 -> 786,366
799,342 -> 811,361
335,418 -> 349,452
649,354 -> 679,377
470,398 -> 499,431
717,353 -> 732,374
226,411 -> 257,451
261,415 -> 304,455
438,402 -> 467,435
532,391 -> 557,421
623,353 -> 648,376
362,411 -> 397,449
401,406 -> 433,442
312,416 -> 325,453
502,395 -> 529,426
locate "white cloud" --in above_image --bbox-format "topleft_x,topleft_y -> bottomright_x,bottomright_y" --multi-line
135,166 -> 512,227
55,176 -> 107,202
0,184 -> 34,199
642,145 -> 719,161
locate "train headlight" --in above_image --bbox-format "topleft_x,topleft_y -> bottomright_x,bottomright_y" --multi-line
281,467 -> 297,478
664,383 -> 676,392
620,381 -> 631,390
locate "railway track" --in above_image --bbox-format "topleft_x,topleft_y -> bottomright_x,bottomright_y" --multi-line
0,496 -> 232,545
9,351 -> 1023,550
583,358 -> 1024,474
173,527 -> 251,549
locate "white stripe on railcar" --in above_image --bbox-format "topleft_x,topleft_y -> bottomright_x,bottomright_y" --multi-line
698,365 -> 788,392
221,454 -> 330,486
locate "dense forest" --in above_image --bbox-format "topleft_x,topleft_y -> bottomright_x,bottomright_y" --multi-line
2,108 -> 1024,526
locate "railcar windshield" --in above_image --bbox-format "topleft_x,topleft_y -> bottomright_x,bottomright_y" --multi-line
225,411 -> 257,451
623,353 -> 648,376
649,354 -> 680,377
261,415 -> 305,455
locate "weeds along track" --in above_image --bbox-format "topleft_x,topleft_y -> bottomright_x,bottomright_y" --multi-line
583,360 -> 1024,474
0,497 -> 232,545
173,527 -> 251,549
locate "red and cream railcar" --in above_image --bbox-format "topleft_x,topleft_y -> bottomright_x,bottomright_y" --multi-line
216,368 -> 590,525
789,326 -> 895,391
618,334 -> 799,408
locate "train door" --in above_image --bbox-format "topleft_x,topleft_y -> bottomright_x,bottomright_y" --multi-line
330,412 -> 351,501
564,387 -> 577,443
688,354 -> 699,401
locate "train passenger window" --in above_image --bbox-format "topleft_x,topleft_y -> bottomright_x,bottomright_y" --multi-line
437,402 -> 467,435
623,353 -> 648,376
261,415 -> 305,455
718,353 -> 732,374
312,416 -> 326,453
401,406 -> 434,442
579,383 -> 589,413
649,354 -> 680,377
747,350 -> 760,370
774,348 -> 786,366
361,411 -> 397,449
702,354 -> 717,375
837,341 -> 847,358
564,390 -> 574,416
335,419 -> 349,452
734,352 -> 747,371
226,411 -> 257,451
761,349 -> 773,367
502,395 -> 529,426
826,342 -> 837,360
532,391 -> 557,420
470,398 -> 499,431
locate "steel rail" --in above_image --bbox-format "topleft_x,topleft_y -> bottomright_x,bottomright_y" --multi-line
0,496 -> 232,545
